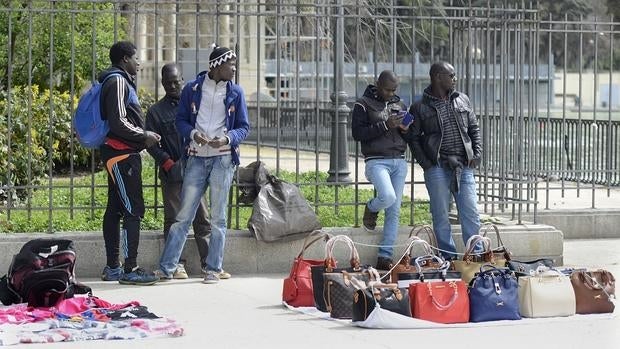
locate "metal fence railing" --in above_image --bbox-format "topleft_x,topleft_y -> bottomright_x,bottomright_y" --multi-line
1,1 -> 619,232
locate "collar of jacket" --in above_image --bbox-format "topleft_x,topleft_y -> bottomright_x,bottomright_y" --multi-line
194,71 -> 240,110
422,85 -> 460,104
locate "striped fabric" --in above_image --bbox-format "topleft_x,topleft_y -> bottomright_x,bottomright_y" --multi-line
433,99 -> 466,157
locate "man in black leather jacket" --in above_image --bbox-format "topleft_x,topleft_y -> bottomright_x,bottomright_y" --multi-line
146,63 -> 211,279
406,61 -> 482,259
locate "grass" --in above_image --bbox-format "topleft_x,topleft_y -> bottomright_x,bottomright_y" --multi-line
0,157 -> 431,233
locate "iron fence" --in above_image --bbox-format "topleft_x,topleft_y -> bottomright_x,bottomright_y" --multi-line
1,1 -> 619,232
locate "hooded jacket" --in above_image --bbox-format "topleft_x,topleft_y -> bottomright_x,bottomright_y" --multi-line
351,85 -> 407,161
98,66 -> 149,150
176,71 -> 250,165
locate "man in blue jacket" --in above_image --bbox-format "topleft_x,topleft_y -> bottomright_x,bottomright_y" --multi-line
156,45 -> 250,284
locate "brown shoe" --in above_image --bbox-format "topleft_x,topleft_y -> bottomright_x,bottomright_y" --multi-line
376,257 -> 394,271
362,204 -> 378,231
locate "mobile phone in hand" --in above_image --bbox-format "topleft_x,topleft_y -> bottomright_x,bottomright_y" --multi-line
401,112 -> 414,126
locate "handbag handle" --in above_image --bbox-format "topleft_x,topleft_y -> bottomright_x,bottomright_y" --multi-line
414,254 -> 449,271
479,223 -> 512,261
296,230 -> 331,259
427,281 -> 459,310
324,235 -> 361,271
408,224 -> 438,248
396,236 -> 433,266
462,235 -> 492,261
575,270 -> 615,291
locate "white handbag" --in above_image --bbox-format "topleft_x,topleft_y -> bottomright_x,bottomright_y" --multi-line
518,268 -> 576,318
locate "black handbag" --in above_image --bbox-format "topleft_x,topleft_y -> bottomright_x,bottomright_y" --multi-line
396,255 -> 461,288
311,235 -> 363,312
506,258 -> 554,277
352,283 -> 411,322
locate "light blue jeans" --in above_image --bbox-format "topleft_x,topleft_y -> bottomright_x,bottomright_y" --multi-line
365,158 -> 408,259
424,165 -> 481,260
159,155 -> 234,276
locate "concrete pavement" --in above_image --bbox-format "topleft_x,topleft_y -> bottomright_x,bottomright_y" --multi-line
10,238 -> 620,349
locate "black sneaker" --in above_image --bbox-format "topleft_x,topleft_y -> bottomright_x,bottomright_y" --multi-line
376,257 -> 394,271
362,204 -> 378,231
118,267 -> 159,286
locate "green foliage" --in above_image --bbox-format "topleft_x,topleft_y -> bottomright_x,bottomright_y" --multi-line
0,1 -> 125,92
0,158 -> 431,232
0,85 -> 92,200
0,83 -> 162,204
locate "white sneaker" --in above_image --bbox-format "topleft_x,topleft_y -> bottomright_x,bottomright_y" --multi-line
173,263 -> 189,279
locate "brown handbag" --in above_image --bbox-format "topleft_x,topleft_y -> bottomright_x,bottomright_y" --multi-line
479,223 -> 512,264
570,269 -> 616,314
390,235 -> 434,283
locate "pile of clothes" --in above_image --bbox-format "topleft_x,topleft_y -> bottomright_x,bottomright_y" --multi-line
0,296 -> 183,345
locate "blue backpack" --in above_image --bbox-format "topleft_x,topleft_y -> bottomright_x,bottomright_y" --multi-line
73,73 -> 120,148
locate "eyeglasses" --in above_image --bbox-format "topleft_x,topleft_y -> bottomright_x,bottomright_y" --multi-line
440,72 -> 456,79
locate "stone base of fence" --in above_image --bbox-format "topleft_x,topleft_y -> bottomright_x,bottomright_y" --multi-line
0,223 -> 563,278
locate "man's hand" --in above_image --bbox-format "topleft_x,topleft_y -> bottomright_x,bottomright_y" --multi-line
386,115 -> 404,129
193,131 -> 209,146
207,136 -> 228,148
144,130 -> 161,148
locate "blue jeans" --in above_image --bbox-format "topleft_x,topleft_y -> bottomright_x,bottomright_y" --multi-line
159,155 -> 234,276
365,158 -> 408,259
424,165 -> 481,260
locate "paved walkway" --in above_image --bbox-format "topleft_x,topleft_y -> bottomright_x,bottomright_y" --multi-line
12,239 -> 620,349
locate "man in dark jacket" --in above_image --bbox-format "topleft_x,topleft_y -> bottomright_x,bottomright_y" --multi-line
406,61 -> 482,260
156,45 -> 250,284
351,70 -> 411,270
146,63 -> 211,279
99,41 -> 160,285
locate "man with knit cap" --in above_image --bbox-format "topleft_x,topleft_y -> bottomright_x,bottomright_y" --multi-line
156,45 -> 250,284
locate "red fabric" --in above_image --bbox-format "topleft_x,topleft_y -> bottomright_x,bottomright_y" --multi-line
105,138 -> 133,150
409,280 -> 469,324
282,257 -> 325,307
162,159 -> 175,172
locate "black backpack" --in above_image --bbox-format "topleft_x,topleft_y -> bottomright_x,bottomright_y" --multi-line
0,239 -> 91,307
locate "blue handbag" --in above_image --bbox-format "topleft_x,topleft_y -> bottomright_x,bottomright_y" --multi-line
468,265 -> 521,322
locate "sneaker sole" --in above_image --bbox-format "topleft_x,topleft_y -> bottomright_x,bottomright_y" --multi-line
118,279 -> 159,286
202,280 -> 219,284
362,225 -> 376,232
173,275 -> 189,279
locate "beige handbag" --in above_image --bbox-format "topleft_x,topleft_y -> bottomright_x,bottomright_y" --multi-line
518,268 -> 576,318
452,235 -> 495,283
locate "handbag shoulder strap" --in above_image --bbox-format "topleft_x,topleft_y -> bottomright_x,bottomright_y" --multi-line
479,224 -> 503,248
297,230 -> 331,259
408,224 -> 438,248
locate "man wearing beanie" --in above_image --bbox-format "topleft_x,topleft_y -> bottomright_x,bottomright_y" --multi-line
156,45 -> 250,284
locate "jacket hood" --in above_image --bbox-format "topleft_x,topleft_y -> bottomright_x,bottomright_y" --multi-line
362,84 -> 400,104
98,66 -> 135,89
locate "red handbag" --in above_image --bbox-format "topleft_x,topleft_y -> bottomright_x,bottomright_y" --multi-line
282,230 -> 331,307
409,280 -> 469,323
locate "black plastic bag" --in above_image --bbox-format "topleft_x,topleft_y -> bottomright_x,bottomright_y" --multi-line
248,174 -> 322,242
